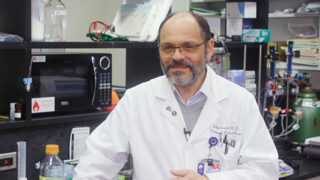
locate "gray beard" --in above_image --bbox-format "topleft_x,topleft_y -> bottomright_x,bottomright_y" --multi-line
161,59 -> 207,87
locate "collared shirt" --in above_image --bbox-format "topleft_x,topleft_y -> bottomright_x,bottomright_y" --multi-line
171,70 -> 211,132
171,70 -> 210,106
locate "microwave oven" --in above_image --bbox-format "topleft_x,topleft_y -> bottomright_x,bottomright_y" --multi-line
30,53 -> 112,117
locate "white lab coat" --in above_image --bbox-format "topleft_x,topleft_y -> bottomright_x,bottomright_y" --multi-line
74,66 -> 279,180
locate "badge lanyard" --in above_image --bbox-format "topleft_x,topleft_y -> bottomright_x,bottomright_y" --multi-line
197,136 -> 221,175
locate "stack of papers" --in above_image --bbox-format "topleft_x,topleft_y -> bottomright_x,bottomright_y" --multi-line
112,0 -> 172,42
281,38 -> 319,66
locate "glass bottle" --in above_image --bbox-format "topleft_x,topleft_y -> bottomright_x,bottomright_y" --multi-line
43,0 -> 67,41
39,144 -> 64,180
14,103 -> 22,120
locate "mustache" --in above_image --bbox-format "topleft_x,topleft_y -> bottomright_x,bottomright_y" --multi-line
165,60 -> 193,71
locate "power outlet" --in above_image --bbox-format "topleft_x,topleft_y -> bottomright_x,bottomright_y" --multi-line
0,152 -> 16,171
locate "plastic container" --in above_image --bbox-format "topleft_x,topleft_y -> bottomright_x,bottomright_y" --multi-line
31,0 -> 47,41
43,0 -> 67,41
63,164 -> 74,180
288,23 -> 318,39
10,102 -> 16,121
39,144 -> 64,180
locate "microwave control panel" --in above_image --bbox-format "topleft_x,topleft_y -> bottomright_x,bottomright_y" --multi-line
92,55 -> 112,107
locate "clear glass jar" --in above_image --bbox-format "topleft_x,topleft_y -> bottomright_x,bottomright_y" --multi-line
39,144 -> 64,180
43,0 -> 67,41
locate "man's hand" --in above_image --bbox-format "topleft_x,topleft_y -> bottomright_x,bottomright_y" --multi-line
171,170 -> 208,180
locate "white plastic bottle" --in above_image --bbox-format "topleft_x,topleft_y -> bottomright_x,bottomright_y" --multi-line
39,144 -> 64,180
43,0 -> 67,41
31,0 -> 47,41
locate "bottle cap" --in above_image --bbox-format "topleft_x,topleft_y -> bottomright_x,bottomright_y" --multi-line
45,144 -> 59,153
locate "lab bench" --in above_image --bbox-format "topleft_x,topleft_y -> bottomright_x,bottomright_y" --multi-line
277,141 -> 320,180
282,157 -> 320,180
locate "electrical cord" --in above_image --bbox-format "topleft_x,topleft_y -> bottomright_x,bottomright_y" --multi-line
88,21 -> 114,42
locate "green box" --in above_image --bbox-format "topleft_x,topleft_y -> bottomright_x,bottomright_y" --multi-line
242,29 -> 270,42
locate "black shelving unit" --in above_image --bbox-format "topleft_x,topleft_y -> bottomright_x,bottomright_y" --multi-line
0,1 -> 162,179
0,42 -> 26,49
29,41 -> 157,49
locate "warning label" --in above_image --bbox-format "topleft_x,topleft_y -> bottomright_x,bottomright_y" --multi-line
31,97 -> 55,113
32,56 -> 46,63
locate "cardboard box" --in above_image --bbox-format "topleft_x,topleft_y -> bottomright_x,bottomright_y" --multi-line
242,29 -> 270,43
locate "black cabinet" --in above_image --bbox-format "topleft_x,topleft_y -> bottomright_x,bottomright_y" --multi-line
0,0 -> 163,129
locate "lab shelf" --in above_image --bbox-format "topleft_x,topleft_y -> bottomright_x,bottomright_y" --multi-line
214,41 -> 266,48
269,13 -> 320,18
0,120 -> 26,130
0,42 -> 26,49
30,111 -> 108,127
0,111 -> 108,130
29,41 -> 158,49
28,41 -> 264,49
222,42 -> 266,48
191,0 -> 225,2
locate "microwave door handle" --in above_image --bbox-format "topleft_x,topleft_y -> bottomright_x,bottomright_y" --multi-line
91,56 -> 98,106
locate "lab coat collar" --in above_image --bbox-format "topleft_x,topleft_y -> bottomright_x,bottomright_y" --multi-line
154,65 -> 230,140
155,76 -> 185,132
155,65 -> 229,103
190,66 -> 229,140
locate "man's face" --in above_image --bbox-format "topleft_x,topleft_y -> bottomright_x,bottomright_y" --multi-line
158,14 -> 212,87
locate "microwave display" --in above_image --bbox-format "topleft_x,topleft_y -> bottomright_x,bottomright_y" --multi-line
39,68 -> 88,97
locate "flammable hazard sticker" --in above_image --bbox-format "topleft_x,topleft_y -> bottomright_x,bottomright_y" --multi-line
32,56 -> 46,63
32,97 -> 55,113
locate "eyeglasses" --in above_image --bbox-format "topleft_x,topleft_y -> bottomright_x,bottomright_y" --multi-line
158,41 -> 208,56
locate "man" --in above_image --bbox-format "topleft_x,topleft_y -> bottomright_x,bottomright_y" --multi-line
74,12 -> 278,180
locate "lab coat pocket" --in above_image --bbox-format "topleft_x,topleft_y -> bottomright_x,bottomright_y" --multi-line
214,134 -> 241,170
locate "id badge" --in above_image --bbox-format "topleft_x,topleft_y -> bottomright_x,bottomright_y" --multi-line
197,136 -> 221,175
197,158 -> 221,175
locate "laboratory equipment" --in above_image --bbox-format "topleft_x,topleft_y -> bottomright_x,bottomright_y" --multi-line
264,42 -> 301,138
279,159 -> 294,178
304,136 -> 320,160
43,0 -> 67,41
284,41 -> 300,138
265,45 -> 283,137
69,127 -> 90,160
291,87 -> 320,143
39,144 -> 64,180
17,141 -> 26,180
